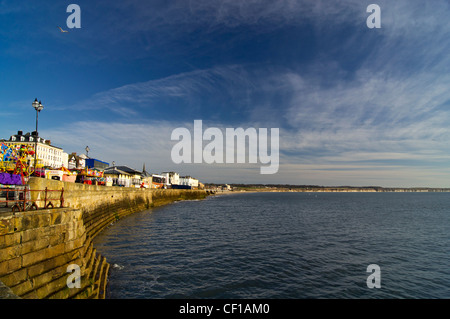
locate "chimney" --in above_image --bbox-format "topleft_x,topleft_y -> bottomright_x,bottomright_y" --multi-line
45,140 -> 51,145
18,131 -> 23,136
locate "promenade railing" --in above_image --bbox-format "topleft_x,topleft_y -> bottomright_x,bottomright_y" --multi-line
0,186 -> 64,213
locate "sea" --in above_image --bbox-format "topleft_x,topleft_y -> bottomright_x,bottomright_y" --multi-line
93,192 -> 450,299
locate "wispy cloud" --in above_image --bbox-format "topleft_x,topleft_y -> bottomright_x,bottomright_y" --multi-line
54,65 -> 258,121
278,66 -> 450,173
105,0 -> 363,30
75,0 -> 366,55
43,120 -> 174,171
4,0 -> 450,187
271,0 -> 450,165
43,119 -> 280,182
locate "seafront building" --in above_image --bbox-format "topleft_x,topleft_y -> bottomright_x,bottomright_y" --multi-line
68,153 -> 86,169
85,158 -> 109,170
103,165 -> 144,187
103,166 -> 134,187
1,130 -> 68,169
179,176 -> 199,188
113,165 -> 143,187
1,130 -> 202,189
161,172 -> 180,188
141,165 -> 153,188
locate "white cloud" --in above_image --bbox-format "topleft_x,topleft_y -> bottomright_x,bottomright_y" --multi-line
274,0 -> 450,173
44,121 -> 174,171
43,119 -> 281,183
54,65 -> 253,115
280,71 -> 450,157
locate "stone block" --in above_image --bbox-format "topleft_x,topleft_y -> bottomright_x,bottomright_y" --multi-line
0,245 -> 21,262
21,242 -> 65,268
27,252 -> 76,278
32,264 -> 67,291
0,218 -> 14,236
31,271 -> 71,298
0,267 -> 27,287
50,211 -> 62,225
21,236 -> 51,255
10,278 -> 34,297
64,234 -> 86,253
0,257 -> 21,276
0,232 -> 21,249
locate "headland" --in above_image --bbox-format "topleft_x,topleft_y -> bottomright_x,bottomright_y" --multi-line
208,183 -> 450,193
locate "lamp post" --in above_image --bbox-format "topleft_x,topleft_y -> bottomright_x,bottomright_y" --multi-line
85,146 -> 90,158
32,98 -> 44,176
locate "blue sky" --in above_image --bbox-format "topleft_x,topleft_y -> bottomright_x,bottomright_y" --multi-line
1,0 -> 450,187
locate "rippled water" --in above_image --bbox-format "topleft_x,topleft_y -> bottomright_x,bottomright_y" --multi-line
93,192 -> 450,299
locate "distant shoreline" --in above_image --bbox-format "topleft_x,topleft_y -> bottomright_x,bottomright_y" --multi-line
209,185 -> 450,193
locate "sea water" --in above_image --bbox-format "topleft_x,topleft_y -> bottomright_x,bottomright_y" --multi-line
93,192 -> 450,299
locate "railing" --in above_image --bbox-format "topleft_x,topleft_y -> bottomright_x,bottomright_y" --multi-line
0,186 -> 64,213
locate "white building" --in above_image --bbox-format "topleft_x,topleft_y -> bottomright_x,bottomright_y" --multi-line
161,171 -> 180,187
5,131 -> 65,169
179,176 -> 199,189
62,152 -> 69,168
103,167 -> 133,187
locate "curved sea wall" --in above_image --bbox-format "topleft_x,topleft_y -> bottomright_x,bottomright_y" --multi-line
0,178 -> 208,299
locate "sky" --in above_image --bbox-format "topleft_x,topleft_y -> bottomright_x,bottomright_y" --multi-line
1,0 -> 450,187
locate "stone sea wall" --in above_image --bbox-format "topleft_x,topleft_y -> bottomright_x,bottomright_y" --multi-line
0,207 -> 108,299
0,178 -> 208,299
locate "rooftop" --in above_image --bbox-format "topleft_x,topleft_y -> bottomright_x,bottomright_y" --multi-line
6,130 -> 62,149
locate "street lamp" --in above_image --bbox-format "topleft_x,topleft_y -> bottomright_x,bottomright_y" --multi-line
85,146 -> 90,158
32,98 -> 44,176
